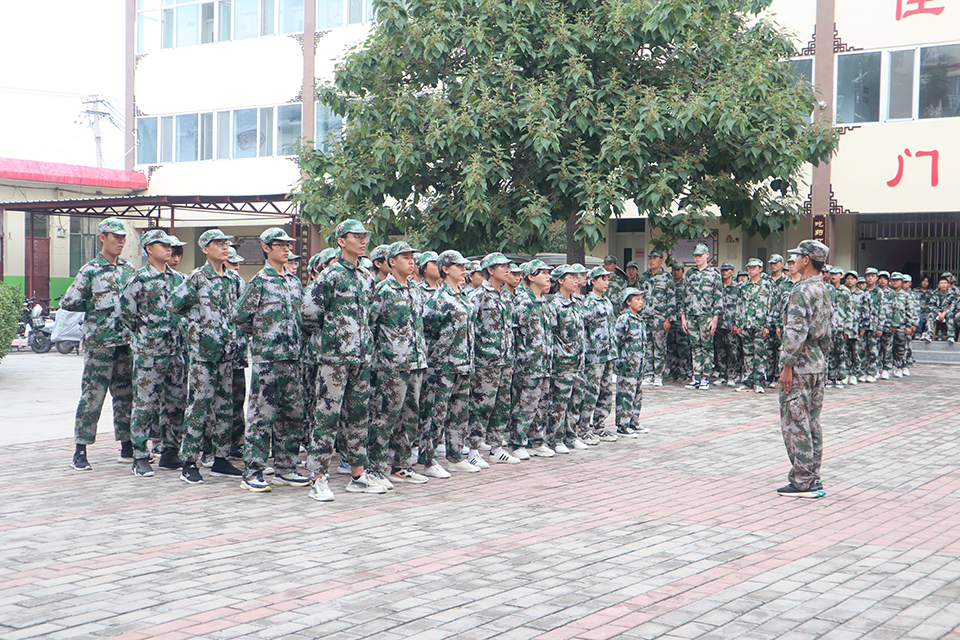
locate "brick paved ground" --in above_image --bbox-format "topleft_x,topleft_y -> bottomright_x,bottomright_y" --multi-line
2,360 -> 960,640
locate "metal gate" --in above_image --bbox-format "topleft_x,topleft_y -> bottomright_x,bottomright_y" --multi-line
859,213 -> 960,279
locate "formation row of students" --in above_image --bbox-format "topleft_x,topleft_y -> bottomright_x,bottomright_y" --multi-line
63,218 -> 649,502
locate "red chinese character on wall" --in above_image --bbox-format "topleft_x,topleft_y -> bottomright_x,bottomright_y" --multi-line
896,0 -> 945,20
887,149 -> 940,187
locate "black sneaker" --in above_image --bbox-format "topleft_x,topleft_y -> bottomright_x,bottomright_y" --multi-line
240,471 -> 272,492
71,450 -> 92,471
118,441 -> 134,463
210,456 -> 243,477
228,447 -> 243,460
132,458 -> 154,477
180,463 -> 204,484
777,483 -> 825,498
157,448 -> 184,471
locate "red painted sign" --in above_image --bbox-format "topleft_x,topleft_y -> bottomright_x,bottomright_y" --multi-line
887,149 -> 940,187
896,0 -> 945,20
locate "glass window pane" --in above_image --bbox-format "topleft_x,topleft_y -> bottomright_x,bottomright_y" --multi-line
161,8 -> 175,48
176,3 -> 200,46
318,0 -> 343,29
316,103 -> 342,152
920,44 -> 960,120
138,0 -> 161,9
278,0 -> 303,33
261,0 -> 275,35
136,117 -> 158,164
277,104 -> 302,155
234,108 -> 258,158
836,52 -> 881,124
217,111 -> 231,158
137,10 -> 161,53
200,113 -> 214,160
888,50 -> 915,120
260,107 -> 274,156
176,114 -> 199,162
235,0 -> 259,39
161,116 -> 174,162
348,0 -> 362,24
219,0 -> 231,39
201,2 -> 215,42
789,58 -> 812,85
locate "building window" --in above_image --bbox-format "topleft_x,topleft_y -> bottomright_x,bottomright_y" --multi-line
160,116 -> 174,163
887,49 -> 916,121
316,103 -> 342,152
136,117 -> 159,164
920,44 -> 960,119
318,0 -> 370,29
836,52 -> 881,124
200,112 -> 215,160
70,218 -> 99,277
217,111 -> 231,158
279,0 -> 304,33
234,108 -> 259,157
277,104 -> 303,155
137,0 -> 300,49
176,114 -> 199,162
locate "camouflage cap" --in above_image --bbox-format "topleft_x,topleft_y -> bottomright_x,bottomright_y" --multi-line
307,252 -> 324,272
416,250 -> 439,267
844,270 -> 859,279
467,260 -> 482,273
198,229 -> 234,247
670,259 -> 685,270
693,243 -> 710,255
823,264 -> 833,273
227,247 -> 245,264
287,251 -> 301,260
603,255 -> 618,264
139,229 -> 173,247
720,262 -> 735,271
359,256 -> 374,270
878,270 -> 891,278
944,272 -> 954,279
787,253 -> 797,263
318,247 -> 339,267
769,254 -> 784,264
903,274 -> 913,282
865,267 -> 879,275
746,258 -> 764,268
550,265 -> 568,280
857,276 -> 866,283
788,239 -> 829,263
387,241 -> 416,260
567,263 -> 588,274
522,259 -> 550,277
649,249 -> 665,259
831,266 -> 844,274
370,244 -> 390,263
890,271 -> 903,280
625,260 -> 642,270
335,219 -> 368,238
480,252 -> 511,270
437,250 -> 469,270
166,234 -> 186,247
588,266 -> 612,280
620,287 -> 643,306
97,218 -> 127,236
509,262 -> 523,274
259,227 -> 295,245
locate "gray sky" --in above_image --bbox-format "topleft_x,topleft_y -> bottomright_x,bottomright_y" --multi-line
0,0 -> 126,169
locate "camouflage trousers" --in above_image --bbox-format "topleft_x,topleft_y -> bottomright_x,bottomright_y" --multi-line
714,328 -> 741,382
131,356 -> 185,459
843,337 -> 860,379
302,362 -> 319,449
859,331 -> 880,376
578,361 -> 614,435
548,369 -> 580,446
685,316 -> 714,377
779,372 -> 824,491
245,360 -> 304,475
906,335 -> 915,367
892,329 -> 908,369
468,366 -> 512,451
74,346 -> 133,445
765,330 -> 782,384
924,312 -> 954,340
180,359 -> 233,461
828,330 -> 846,381
642,324 -> 668,378
666,325 -> 691,380
306,363 -> 370,475
741,327 -> 766,388
615,365 -> 643,432
370,367 -> 423,472
879,329 -> 894,371
511,375 -> 549,448
419,368 -> 469,464
231,367 -> 246,452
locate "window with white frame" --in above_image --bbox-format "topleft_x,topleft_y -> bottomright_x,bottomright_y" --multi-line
789,57 -> 814,124
317,0 -> 371,29
316,102 -> 343,151
920,44 -> 960,120
836,51 -> 881,124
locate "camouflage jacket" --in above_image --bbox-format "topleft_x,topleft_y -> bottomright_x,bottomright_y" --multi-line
513,287 -> 549,377
119,263 -> 183,365
301,280 -> 321,366
302,257 -> 373,366
849,288 -> 868,333
917,288 -> 933,314
681,266 -> 722,319
637,268 -> 677,326
581,292 -> 619,364
468,281 -> 513,368
899,289 -> 920,328
422,281 -> 474,374
888,289 -> 906,328
862,287 -> 883,330
369,274 -> 427,371
168,262 -> 243,363
60,255 -> 136,348
780,274 -> 831,375
735,278 -> 775,330
235,265 -> 303,362
835,286 -> 855,337
615,310 -> 646,372
604,274 -> 626,306
550,294 -> 584,372
879,287 -> 898,330
929,289 -> 957,317
718,281 -> 740,330
826,285 -> 841,332
768,275 -> 791,328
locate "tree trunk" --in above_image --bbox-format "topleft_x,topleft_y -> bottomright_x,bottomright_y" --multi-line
566,207 -> 586,265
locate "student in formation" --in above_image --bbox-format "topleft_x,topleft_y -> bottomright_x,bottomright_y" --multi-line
510,260 -> 553,457
416,251 -> 441,294
638,249 -> 676,387
735,258 -> 775,394
579,267 -> 619,442
547,264 -> 589,452
224,247 -> 247,459
615,287 -> 648,436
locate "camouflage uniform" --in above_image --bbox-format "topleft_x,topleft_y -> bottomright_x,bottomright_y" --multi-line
825,285 -> 843,382
302,256 -> 374,475
615,306 -> 646,432
120,262 -> 185,459
548,291 -> 584,447
844,286 -> 863,378
61,254 -> 136,445
736,277 -> 774,388
369,272 -> 427,472
637,267 -> 676,379
420,280 -> 474,463
681,265 -> 722,380
511,283 -> 550,447
891,285 -> 911,369
716,279 -> 741,383
468,278 -> 513,451
780,266 -> 831,492
860,286 -> 883,377
927,288 -> 956,339
878,285 -> 898,371
235,264 -> 304,475
765,275 -> 790,383
578,291 -> 618,435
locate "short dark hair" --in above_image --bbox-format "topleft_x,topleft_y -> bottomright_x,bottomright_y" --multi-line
171,245 -> 183,257
810,259 -> 824,272
939,275 -> 949,284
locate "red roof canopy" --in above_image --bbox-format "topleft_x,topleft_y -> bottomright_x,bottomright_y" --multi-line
0,157 -> 148,190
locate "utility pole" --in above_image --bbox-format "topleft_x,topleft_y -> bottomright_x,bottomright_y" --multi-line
78,95 -> 121,168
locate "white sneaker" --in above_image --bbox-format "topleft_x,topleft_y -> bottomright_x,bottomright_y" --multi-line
389,467 -> 429,483
654,376 -> 664,387
345,473 -> 388,493
735,384 -> 750,393
641,376 -> 653,387
309,475 -> 334,502
490,450 -> 521,464
479,442 -> 492,451
598,431 -> 619,442
880,370 -> 890,380
727,379 -> 737,388
367,470 -> 395,490
635,426 -> 650,434
893,368 -> 903,378
436,443 -> 446,455
902,368 -> 911,376
423,463 -> 451,479
857,375 -> 867,382
336,459 -> 351,474
467,455 -> 489,469
848,375 -> 858,385
510,447 -> 531,460
553,443 -> 571,454
582,433 -> 601,445
447,459 -> 481,473
530,444 -> 555,457
754,386 -> 765,394
835,381 -> 844,389
199,453 -> 214,468
866,375 -> 877,383
262,466 -> 275,476
572,438 -> 589,450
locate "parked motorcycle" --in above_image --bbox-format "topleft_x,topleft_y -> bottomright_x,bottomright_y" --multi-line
27,302 -> 55,354
51,308 -> 84,355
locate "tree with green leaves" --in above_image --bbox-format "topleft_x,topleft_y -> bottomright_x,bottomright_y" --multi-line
293,0 -> 837,261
